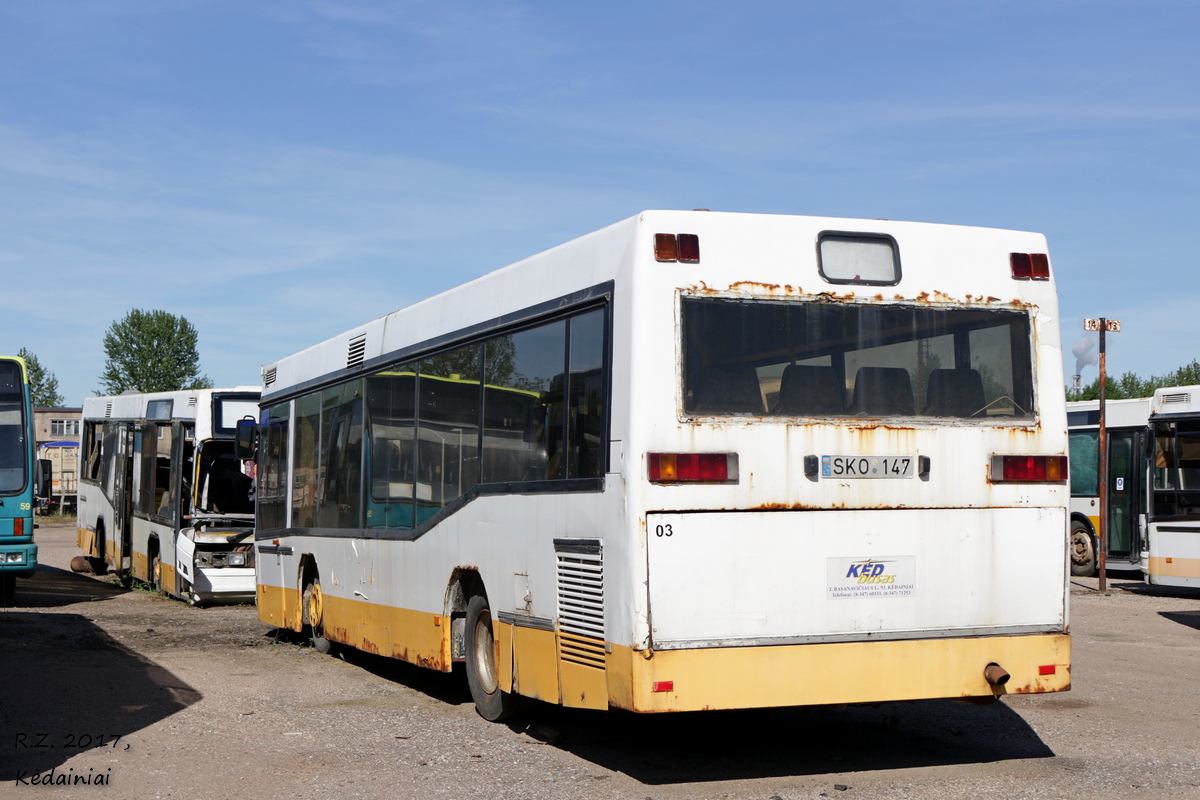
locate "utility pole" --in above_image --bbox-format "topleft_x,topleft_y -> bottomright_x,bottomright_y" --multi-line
1084,317 -> 1122,593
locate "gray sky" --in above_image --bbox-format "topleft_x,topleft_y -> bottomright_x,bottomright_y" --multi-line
2,1 -> 1196,404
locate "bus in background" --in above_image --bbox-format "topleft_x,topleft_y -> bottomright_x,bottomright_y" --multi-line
1144,385 -> 1200,588
0,356 -> 51,604
1066,397 -> 1151,577
252,210 -> 1071,720
77,388 -> 260,605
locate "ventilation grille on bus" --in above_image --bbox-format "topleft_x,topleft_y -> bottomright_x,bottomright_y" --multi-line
346,334 -> 367,369
104,402 -> 112,418
1162,392 -> 1191,405
556,539 -> 606,669
263,366 -> 277,387
187,397 -> 197,407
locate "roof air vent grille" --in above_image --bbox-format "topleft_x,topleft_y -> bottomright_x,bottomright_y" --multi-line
347,334 -> 367,369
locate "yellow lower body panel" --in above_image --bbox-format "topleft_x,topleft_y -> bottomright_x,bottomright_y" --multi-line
257,586 -> 1069,715
1147,556 -> 1200,580
607,633 -> 1071,713
257,583 -> 303,630
160,563 -> 177,597
511,625 -> 560,704
131,551 -> 149,582
321,593 -> 449,671
77,527 -> 98,558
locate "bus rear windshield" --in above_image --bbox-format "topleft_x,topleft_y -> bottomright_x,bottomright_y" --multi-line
682,298 -> 1034,420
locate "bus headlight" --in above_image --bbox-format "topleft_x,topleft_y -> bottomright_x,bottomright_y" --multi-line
227,552 -> 246,567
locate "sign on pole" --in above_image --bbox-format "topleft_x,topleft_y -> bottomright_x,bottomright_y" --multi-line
1084,318 -> 1122,594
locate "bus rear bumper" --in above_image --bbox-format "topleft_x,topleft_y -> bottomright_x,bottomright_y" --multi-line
607,632 -> 1071,713
0,543 -> 37,578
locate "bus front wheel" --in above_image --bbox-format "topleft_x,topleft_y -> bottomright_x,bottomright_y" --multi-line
302,575 -> 335,655
464,593 -> 521,722
0,574 -> 15,606
1070,521 -> 1097,577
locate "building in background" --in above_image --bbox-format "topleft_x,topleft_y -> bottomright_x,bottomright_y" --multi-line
33,407 -> 81,514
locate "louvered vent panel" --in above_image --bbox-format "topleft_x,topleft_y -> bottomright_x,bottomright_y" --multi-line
557,547 -> 604,639
104,402 -> 112,418
263,366 -> 277,387
557,545 -> 606,669
187,397 -> 197,407
1163,392 -> 1190,404
346,334 -> 367,369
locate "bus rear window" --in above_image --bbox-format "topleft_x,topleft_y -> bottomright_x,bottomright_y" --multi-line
682,298 -> 1034,420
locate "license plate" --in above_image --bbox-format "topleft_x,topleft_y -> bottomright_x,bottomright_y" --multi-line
821,455 -> 914,479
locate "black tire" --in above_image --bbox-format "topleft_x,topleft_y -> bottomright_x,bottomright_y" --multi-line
302,575 -> 335,655
464,593 -> 522,722
0,574 -> 15,606
1070,520 -> 1097,577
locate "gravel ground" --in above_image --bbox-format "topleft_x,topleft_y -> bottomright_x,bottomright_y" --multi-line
1,522 -> 1198,799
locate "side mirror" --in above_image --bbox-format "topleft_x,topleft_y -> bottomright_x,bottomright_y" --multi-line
35,459 -> 52,499
234,417 -> 258,460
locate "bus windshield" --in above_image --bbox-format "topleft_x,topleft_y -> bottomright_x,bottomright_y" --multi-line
682,298 -> 1034,420
0,360 -> 28,494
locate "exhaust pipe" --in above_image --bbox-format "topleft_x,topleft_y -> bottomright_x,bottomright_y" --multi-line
984,663 -> 1011,687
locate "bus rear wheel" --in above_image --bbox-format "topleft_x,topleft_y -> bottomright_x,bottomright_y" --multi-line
464,593 -> 522,722
302,575 -> 335,655
1070,521 -> 1097,577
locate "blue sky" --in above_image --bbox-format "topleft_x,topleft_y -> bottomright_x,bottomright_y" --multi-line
2,1 -> 1197,405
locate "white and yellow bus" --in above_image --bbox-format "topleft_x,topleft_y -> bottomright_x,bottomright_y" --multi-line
252,210 -> 1072,719
77,388 -> 260,605
1066,397 -> 1151,576
1144,385 -> 1200,588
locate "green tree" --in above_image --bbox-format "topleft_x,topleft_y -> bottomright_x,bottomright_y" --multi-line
98,309 -> 213,394
17,347 -> 65,407
1068,359 -> 1200,401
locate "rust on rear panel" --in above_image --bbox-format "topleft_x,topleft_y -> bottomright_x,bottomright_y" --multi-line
729,280 -> 782,293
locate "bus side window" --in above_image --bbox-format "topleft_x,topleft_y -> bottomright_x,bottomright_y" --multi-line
567,308 -> 606,479
483,322 -> 565,483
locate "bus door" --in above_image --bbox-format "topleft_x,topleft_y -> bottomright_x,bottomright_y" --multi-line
1107,428 -> 1145,565
113,424 -> 135,576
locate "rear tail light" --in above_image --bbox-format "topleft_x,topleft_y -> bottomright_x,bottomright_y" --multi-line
648,453 -> 738,483
654,233 -> 700,263
1011,252 -> 1050,281
989,455 -> 1068,483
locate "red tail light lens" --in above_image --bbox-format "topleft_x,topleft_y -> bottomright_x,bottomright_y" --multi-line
648,453 -> 738,483
1011,252 -> 1050,281
1010,253 -> 1032,280
990,455 -> 1068,483
677,233 -> 700,263
1030,253 -> 1050,280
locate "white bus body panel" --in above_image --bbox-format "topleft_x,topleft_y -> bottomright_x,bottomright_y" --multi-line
647,507 -> 1066,648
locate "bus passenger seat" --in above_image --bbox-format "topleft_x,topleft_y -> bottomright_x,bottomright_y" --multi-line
773,365 -> 844,415
924,369 -> 986,417
849,367 -> 915,416
694,365 -> 764,414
